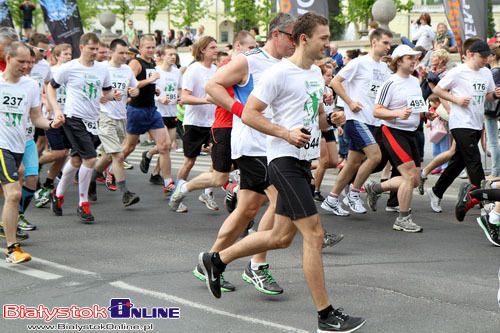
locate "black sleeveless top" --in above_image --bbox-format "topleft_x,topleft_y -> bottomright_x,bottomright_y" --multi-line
129,57 -> 156,108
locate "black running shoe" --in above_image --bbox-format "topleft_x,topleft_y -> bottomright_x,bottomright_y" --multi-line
318,308 -> 366,333
88,179 -> 97,202
149,174 -> 163,185
0,226 -> 29,241
240,220 -> 255,238
198,252 -> 223,298
455,182 -> 479,222
77,202 -> 95,223
122,191 -> 140,207
476,215 -> 500,246
192,264 -> 236,292
140,151 -> 152,174
50,190 -> 63,216
314,191 -> 325,202
323,232 -> 344,248
242,262 -> 283,295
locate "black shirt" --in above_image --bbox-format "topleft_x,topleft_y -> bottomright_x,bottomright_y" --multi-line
129,57 -> 157,108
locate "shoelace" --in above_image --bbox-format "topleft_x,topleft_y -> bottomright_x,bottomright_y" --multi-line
333,308 -> 349,322
261,268 -> 277,284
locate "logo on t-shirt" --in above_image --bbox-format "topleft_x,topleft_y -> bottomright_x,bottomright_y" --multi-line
304,81 -> 323,124
82,74 -> 102,100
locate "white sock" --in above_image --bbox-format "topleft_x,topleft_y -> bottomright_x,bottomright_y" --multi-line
163,178 -> 173,187
204,187 -> 213,196
56,162 -> 78,197
492,182 -> 498,189
250,259 -> 266,271
178,179 -> 188,194
489,210 -> 500,225
327,194 -> 338,203
78,165 -> 94,205
421,169 -> 428,177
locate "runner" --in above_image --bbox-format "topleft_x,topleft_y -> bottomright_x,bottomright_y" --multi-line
198,13 -> 366,332
48,33 -> 112,223
169,31 -> 256,212
365,44 -> 425,232
322,28 -> 393,216
93,38 -> 140,207
1,42 -> 63,263
186,13 -> 296,295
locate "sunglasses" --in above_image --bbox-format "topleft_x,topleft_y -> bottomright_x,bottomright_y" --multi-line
278,30 -> 293,40
35,47 -> 47,53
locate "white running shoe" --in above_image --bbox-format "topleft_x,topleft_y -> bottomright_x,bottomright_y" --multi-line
343,191 -> 367,214
426,188 -> 442,213
321,197 -> 350,216
199,193 -> 219,211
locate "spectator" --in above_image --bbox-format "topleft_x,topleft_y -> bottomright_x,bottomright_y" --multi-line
177,28 -> 193,47
403,13 -> 435,51
124,19 -> 139,47
249,26 -> 259,37
19,0 -> 36,39
485,43 -> 500,179
154,30 -> 164,46
488,31 -> 500,45
329,42 -> 343,73
194,25 -> 205,42
166,29 -> 176,44
434,22 -> 458,53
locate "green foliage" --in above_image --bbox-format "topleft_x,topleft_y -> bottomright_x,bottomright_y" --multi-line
76,0 -> 100,30
328,0 -> 344,41
336,0 -> 414,28
170,0 -> 211,29
7,0 -> 43,36
488,0 -> 495,37
223,0 -> 275,35
103,0 -> 136,31
135,0 -> 171,33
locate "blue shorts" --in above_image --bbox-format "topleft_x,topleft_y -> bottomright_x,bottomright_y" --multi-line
344,120 -> 376,152
126,105 -> 164,135
23,139 -> 39,177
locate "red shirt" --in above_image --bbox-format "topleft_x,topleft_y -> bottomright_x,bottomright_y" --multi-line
212,58 -> 234,129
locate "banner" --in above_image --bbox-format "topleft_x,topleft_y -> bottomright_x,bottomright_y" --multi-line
0,0 -> 14,28
39,0 -> 83,57
444,0 -> 488,53
277,0 -> 329,18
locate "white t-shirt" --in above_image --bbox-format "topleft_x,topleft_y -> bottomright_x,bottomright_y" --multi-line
232,48 -> 280,159
0,76 -> 40,153
182,62 -> 216,127
252,59 -> 324,163
100,63 -> 138,120
413,24 -> 435,51
30,59 -> 51,90
375,73 -> 423,131
155,65 -> 182,117
438,63 -> 495,131
337,55 -> 391,126
53,59 -> 111,122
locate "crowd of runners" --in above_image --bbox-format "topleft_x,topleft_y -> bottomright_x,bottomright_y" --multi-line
1,9 -> 500,333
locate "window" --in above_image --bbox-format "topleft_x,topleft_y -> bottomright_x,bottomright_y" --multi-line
221,31 -> 229,43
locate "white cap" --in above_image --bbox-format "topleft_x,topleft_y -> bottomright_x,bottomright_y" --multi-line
391,44 -> 421,59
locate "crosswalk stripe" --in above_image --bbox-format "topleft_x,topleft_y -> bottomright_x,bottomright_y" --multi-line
0,261 -> 62,280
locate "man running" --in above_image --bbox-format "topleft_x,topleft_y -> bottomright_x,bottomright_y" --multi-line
199,13 -> 365,333
48,33 -> 112,223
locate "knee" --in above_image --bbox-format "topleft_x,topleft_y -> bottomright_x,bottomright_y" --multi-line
271,231 -> 294,249
406,173 -> 419,188
7,189 -> 21,203
369,151 -> 382,165
157,141 -> 170,154
113,152 -> 124,163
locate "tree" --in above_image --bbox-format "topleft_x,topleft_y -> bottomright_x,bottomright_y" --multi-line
135,0 -> 171,33
76,0 -> 99,30
7,0 -> 43,36
170,0 -> 211,29
104,0 -> 136,32
255,0 -> 274,35
488,0 -> 495,38
328,0 -> 344,41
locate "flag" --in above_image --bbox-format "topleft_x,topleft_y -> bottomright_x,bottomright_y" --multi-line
277,0 -> 329,18
444,0 -> 488,53
0,0 -> 14,28
39,0 -> 83,57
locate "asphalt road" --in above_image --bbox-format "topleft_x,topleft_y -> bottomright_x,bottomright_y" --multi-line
1,146 -> 499,333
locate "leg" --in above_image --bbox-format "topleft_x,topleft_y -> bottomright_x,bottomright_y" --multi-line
2,182 -> 22,246
352,143 -> 381,189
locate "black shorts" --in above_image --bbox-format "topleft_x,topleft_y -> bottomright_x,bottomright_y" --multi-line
211,128 -> 232,173
162,116 -> 178,130
0,148 -> 23,184
63,117 -> 99,159
234,156 -> 270,195
34,127 -> 45,142
321,129 -> 336,143
268,157 -> 317,220
183,125 -> 211,158
381,125 -> 421,168
46,127 -> 71,151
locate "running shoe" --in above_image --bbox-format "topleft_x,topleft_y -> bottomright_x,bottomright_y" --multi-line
140,151 -> 152,174
140,139 -> 155,146
163,182 -> 176,197
240,220 -> 255,238
313,191 -> 325,202
385,206 -> 400,213
198,252 -> 222,298
192,264 -> 236,292
0,225 -> 29,241
364,180 -> 380,212
242,262 -> 283,295
18,214 -> 36,231
168,181 -> 186,211
5,243 -> 31,264
122,191 -> 140,207
426,188 -> 442,213
176,203 -> 188,213
418,172 -> 427,195
455,182 -> 479,222
77,202 -> 94,223
321,197 -> 350,216
393,215 -> 422,233
123,160 -> 134,170
95,171 -> 105,183
476,215 -> 500,246
224,184 -> 238,213
50,190 -> 64,216
317,308 -> 366,333
342,191 -> 367,214
149,174 -> 163,185
199,193 -> 219,211
35,186 -> 52,208
105,171 -> 117,191
323,232 -> 344,248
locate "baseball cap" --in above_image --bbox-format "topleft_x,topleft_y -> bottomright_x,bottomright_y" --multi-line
391,44 -> 422,58
469,40 -> 493,56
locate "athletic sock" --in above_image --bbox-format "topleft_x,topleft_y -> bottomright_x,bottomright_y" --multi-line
318,305 -> 334,320
178,180 -> 188,194
211,252 -> 226,271
19,186 -> 35,214
373,183 -> 383,194
489,210 -> 500,225
43,177 -> 54,188
78,165 -> 94,205
163,178 -> 173,187
250,259 -> 266,271
399,211 -> 410,218
56,162 -> 78,197
204,187 -> 213,196
146,151 -> 153,159
117,180 -> 128,193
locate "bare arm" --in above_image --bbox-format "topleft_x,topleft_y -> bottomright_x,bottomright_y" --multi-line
374,104 -> 411,120
331,74 -> 362,112
129,59 -> 158,88
432,85 -> 471,107
46,84 -> 61,116
486,87 -> 500,101
181,89 -> 209,105
30,106 -> 64,130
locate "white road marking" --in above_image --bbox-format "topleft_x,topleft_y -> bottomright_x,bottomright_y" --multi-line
0,261 -> 62,280
110,280 -> 310,333
31,257 -> 100,277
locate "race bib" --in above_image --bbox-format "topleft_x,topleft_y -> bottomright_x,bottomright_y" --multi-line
407,95 -> 426,113
471,80 -> 487,106
299,127 -> 321,161
368,81 -> 382,99
146,69 -> 157,85
164,81 -> 178,104
82,120 -> 99,135
56,87 -> 66,106
26,117 -> 34,138
0,89 -> 28,128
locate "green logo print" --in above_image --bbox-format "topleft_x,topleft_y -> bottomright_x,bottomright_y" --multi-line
5,112 -> 22,127
304,88 -> 322,123
165,83 -> 176,93
83,80 -> 101,100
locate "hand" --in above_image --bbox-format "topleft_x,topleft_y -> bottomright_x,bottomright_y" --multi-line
399,107 -> 412,120
330,111 -> 345,126
155,88 -> 160,96
51,115 -> 65,128
159,96 -> 170,104
286,128 -> 310,148
323,91 -> 334,105
337,126 -> 344,136
495,87 -> 500,98
128,87 -> 139,97
149,72 -> 160,83
112,90 -> 122,101
454,96 -> 471,107
348,101 -> 363,113
425,111 -> 438,120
